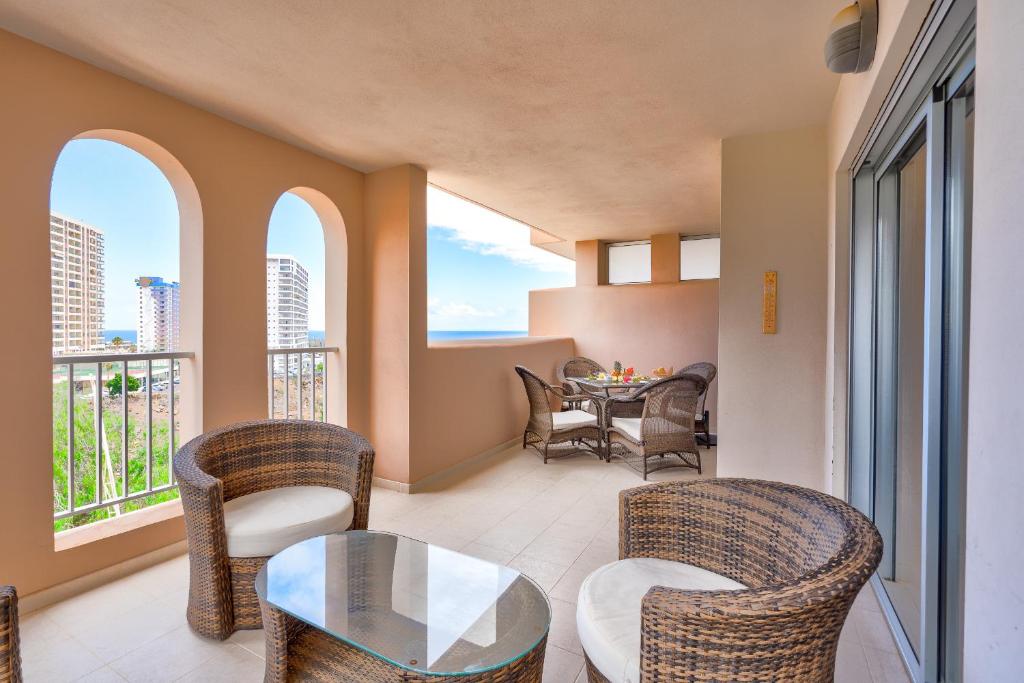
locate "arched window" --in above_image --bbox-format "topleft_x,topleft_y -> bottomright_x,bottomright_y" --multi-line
50,132 -> 201,533
266,189 -> 344,423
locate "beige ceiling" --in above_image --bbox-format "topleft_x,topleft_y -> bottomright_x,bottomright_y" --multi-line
0,1 -> 841,252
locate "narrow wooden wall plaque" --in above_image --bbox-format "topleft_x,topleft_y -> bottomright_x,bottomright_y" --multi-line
763,271 -> 777,334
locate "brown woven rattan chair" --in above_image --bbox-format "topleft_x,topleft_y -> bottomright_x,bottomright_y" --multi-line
557,356 -> 606,411
0,586 -> 20,683
678,362 -> 717,448
174,419 -> 374,640
516,365 -> 602,462
603,373 -> 707,479
580,479 -> 883,683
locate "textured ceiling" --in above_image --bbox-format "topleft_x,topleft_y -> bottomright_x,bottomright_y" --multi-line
0,1 -> 842,250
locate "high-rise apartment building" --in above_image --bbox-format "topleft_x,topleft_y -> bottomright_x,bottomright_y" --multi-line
136,276 -> 180,352
50,213 -> 105,354
266,255 -> 309,349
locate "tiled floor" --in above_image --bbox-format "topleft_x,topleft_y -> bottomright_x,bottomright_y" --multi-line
20,445 -> 910,682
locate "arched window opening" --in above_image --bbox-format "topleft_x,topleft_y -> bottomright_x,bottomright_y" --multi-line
266,191 -> 332,421
50,133 -> 201,534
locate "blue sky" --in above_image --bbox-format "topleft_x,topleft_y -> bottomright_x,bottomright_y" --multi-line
426,186 -> 573,330
50,140 -> 573,333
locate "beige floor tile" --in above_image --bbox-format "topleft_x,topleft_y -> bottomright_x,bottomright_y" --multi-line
459,542 -> 516,565
72,595 -> 183,663
520,534 -> 589,567
852,607 -> 899,654
74,667 -> 128,682
109,625 -> 225,682
39,581 -> 155,635
474,520 -> 549,555
835,625 -> 872,683
542,644 -> 585,683
863,646 -> 912,683
574,666 -> 589,683
569,541 -> 618,574
549,565 -> 593,604
547,598 -> 582,655
21,633 -> 106,683
175,644 -> 264,682
227,628 -> 267,659
507,555 -> 570,593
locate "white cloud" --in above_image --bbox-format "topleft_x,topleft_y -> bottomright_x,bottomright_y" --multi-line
427,186 -> 574,274
428,297 -> 500,318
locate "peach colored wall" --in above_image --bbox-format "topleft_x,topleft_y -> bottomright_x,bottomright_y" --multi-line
717,126 -> 827,491
411,337 -> 574,483
529,281 -> 719,431
0,29 -> 369,596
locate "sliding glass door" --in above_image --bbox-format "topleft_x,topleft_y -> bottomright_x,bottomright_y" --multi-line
847,4 -> 974,680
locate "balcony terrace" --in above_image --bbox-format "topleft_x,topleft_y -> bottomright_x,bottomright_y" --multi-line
1,1 -> 1022,682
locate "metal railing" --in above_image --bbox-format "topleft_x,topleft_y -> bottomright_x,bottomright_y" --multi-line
267,347 -> 338,421
52,350 -> 194,522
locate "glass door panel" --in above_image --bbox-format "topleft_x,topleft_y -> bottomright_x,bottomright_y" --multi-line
874,139 -> 927,658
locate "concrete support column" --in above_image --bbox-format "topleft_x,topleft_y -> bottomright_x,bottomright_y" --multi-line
575,239 -> 607,286
364,164 -> 427,484
651,232 -> 681,283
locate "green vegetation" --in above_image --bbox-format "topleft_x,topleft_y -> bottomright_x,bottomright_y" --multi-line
52,379 -> 180,533
105,372 -> 141,397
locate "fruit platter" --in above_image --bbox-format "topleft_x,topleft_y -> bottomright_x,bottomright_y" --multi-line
585,361 -> 652,385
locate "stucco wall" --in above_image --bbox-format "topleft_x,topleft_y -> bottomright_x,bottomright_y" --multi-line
529,281 -> 719,430
411,337 -> 575,483
0,29 -> 369,596
963,1 -> 1024,676
717,126 -> 828,491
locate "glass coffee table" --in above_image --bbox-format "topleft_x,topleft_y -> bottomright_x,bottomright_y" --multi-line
255,531 -> 551,682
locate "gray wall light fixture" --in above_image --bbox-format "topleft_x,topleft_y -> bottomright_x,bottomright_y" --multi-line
825,0 -> 878,73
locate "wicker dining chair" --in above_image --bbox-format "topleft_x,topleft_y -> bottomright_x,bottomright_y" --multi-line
603,373 -> 707,479
557,356 -> 606,411
0,586 -> 20,683
579,479 -> 883,683
678,362 -> 717,448
516,365 -> 602,462
174,419 -> 374,640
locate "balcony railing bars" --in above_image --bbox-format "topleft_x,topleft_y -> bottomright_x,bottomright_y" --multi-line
267,347 -> 338,422
52,350 -> 193,522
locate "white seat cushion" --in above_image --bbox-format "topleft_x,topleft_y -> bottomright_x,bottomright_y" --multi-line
552,409 -> 598,431
610,417 -> 642,441
577,558 -> 745,683
223,485 -> 354,558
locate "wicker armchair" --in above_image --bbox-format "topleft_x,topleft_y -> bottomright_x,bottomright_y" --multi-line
0,586 -> 20,683
604,373 -> 706,479
678,362 -> 717,448
174,419 -> 374,640
516,365 -> 601,462
557,356 -> 605,411
580,479 -> 882,683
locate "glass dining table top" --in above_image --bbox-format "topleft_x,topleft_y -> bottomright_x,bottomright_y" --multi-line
255,531 -> 551,676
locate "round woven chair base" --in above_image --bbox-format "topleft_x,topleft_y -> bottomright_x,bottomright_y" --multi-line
229,555 -> 270,630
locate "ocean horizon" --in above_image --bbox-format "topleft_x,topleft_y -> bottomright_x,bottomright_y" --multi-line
105,329 -> 528,343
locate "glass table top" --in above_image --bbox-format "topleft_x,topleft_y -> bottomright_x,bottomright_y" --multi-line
255,531 -> 551,676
